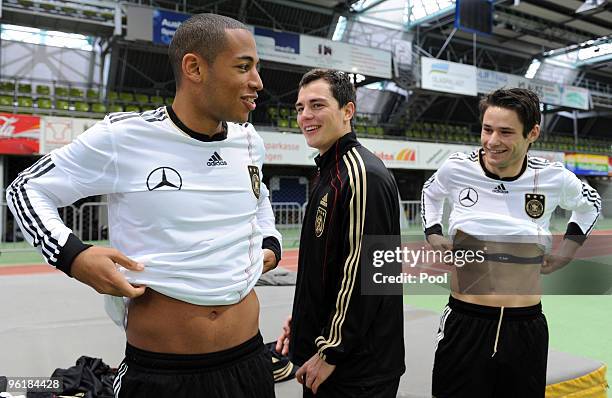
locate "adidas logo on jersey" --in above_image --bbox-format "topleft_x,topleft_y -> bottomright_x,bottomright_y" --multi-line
492,183 -> 508,194
207,152 -> 227,166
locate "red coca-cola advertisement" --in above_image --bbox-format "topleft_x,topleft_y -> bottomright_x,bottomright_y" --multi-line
0,112 -> 40,154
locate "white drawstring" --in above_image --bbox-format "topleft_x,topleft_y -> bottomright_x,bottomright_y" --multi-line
492,306 -> 505,357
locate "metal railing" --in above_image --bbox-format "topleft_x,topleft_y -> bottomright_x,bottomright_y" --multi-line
0,202 -> 77,251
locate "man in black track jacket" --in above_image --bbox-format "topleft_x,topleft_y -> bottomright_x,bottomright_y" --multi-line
276,69 -> 405,397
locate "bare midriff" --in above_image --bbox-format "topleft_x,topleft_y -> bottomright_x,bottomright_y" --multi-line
450,230 -> 543,308
126,288 -> 259,354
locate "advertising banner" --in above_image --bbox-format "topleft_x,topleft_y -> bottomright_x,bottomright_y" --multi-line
259,131 -> 318,166
254,27 -> 392,79
260,130 -> 477,170
149,13 -> 393,78
477,69 -> 590,110
0,113 -> 40,154
565,153 -> 609,176
152,9 -> 190,45
421,57 -> 478,96
40,116 -> 98,154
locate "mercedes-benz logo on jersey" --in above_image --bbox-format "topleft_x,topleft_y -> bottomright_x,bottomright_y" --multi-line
146,167 -> 182,191
459,187 -> 478,207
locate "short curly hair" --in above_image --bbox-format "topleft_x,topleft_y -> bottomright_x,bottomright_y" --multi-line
169,13 -> 247,87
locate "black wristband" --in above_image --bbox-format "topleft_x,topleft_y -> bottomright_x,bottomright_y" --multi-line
564,222 -> 587,245
424,224 -> 443,237
262,236 -> 282,264
56,233 -> 92,277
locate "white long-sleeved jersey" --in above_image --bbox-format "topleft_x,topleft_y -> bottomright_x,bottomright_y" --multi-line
421,149 -> 601,250
7,106 -> 282,315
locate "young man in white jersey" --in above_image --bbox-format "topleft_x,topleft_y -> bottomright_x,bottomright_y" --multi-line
421,88 -> 601,397
6,13 -> 281,398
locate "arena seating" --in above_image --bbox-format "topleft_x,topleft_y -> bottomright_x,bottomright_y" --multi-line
0,77 -> 609,154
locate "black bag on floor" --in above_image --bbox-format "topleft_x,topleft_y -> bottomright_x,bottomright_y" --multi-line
27,356 -> 115,398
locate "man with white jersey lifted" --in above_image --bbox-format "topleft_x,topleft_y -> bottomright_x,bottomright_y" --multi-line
421,88 -> 601,397
6,13 -> 281,398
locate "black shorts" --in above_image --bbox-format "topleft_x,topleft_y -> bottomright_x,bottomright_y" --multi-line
432,296 -> 548,398
303,377 -> 400,398
114,332 -> 275,398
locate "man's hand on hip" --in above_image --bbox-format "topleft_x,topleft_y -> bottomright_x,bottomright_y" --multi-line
426,234 -> 453,251
71,246 -> 146,298
263,248 -> 277,273
296,353 -> 336,394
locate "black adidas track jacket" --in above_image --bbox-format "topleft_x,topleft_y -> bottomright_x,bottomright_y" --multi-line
289,132 -> 405,385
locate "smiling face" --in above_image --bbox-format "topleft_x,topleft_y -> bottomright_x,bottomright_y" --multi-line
295,79 -> 354,155
200,28 -> 263,123
481,106 -> 539,177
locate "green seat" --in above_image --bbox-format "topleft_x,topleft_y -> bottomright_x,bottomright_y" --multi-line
0,95 -> 13,106
55,99 -> 70,110
74,101 -> 89,112
125,104 -> 140,112
18,0 -> 34,7
40,2 -> 55,11
0,81 -> 15,92
92,102 -> 106,113
18,96 -> 33,108
55,86 -> 69,97
69,87 -> 84,98
356,125 -> 366,134
83,9 -> 97,18
366,126 -> 376,135
375,126 -> 384,135
279,107 -> 289,118
36,85 -> 50,96
267,107 -> 278,121
150,95 -> 164,105
109,104 -> 124,112
134,93 -> 149,104
36,97 -> 52,109
165,97 -> 174,106
18,83 -> 32,94
86,88 -> 99,100
290,119 -> 299,129
120,92 -> 134,102
277,119 -> 289,129
290,109 -> 297,117
107,91 -> 119,102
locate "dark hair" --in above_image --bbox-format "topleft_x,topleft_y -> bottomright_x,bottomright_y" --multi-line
168,13 -> 247,87
479,88 -> 541,137
299,69 -> 356,110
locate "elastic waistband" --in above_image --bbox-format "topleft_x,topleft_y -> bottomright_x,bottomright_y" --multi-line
448,296 -> 542,320
125,332 -> 264,371
482,252 -> 544,265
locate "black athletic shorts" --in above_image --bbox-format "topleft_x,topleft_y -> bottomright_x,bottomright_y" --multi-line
113,332 -> 275,398
303,377 -> 400,398
432,296 -> 548,398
